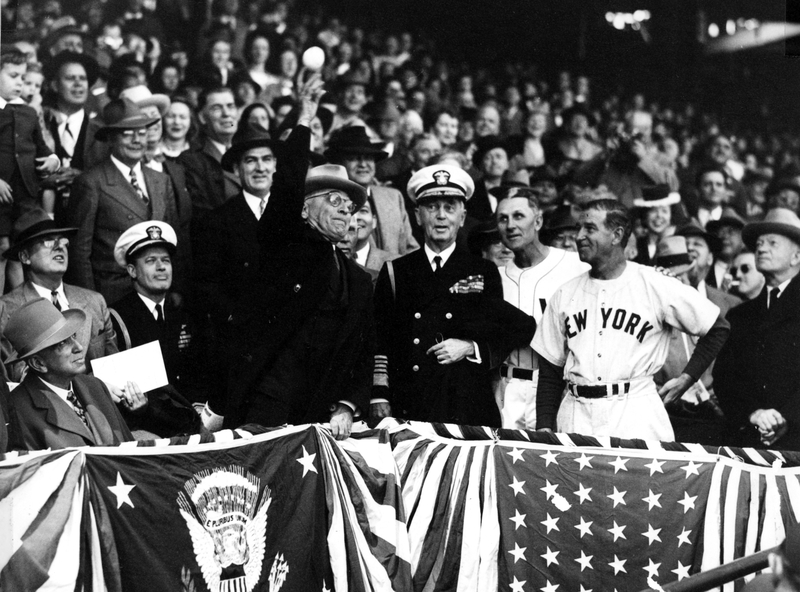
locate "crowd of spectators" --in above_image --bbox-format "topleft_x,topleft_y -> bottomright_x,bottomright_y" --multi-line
0,0 -> 799,453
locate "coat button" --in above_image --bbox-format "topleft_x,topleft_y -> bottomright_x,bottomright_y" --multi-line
294,284 -> 301,292
244,262 -> 249,267
445,313 -> 452,319
413,338 -> 420,344
127,215 -> 133,220
412,365 -> 419,372
414,312 -> 421,319
597,353 -> 602,357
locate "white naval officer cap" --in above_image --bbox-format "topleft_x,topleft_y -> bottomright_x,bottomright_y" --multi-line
407,164 -> 475,204
114,220 -> 177,268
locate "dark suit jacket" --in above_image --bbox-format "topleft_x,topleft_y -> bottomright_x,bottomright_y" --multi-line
191,192 -> 260,325
0,380 -> 9,453
714,276 -> 800,450
43,107 -> 107,172
466,179 -> 496,223
217,126 -> 376,428
1,281 -> 118,381
374,245 -> 536,426
0,103 -> 53,199
64,158 -> 178,305
178,137 -> 240,222
7,374 -> 134,451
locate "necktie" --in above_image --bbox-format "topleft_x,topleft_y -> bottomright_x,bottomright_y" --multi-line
61,122 -> 76,156
433,255 -> 442,273
769,287 -> 781,309
51,290 -> 61,311
67,390 -> 89,427
129,168 -> 149,205
259,198 -> 267,218
155,303 -> 164,325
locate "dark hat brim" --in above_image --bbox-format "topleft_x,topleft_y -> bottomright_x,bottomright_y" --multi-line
676,224 -> 723,255
743,221 -> 800,251
95,115 -> 160,141
5,224 -> 78,261
5,308 -> 86,363
305,176 -> 367,209
221,138 -> 282,172
706,216 -> 745,234
43,51 -> 100,87
324,145 -> 389,162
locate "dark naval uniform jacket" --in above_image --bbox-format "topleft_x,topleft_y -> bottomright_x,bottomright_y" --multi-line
714,275 -> 800,451
212,126 -> 376,429
374,246 -> 535,426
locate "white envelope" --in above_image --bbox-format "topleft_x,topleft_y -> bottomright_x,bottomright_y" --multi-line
90,340 -> 169,392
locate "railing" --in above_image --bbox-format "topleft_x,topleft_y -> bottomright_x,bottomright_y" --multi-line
639,548 -> 775,592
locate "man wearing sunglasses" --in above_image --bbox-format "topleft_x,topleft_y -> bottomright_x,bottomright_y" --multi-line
1,208 -> 118,382
64,98 -> 179,305
200,74 -> 375,441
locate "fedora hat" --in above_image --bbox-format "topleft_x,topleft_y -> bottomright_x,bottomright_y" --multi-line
633,184 -> 681,208
706,207 -> 746,234
5,209 -> 77,261
655,235 -> 695,277
119,84 -> 170,117
4,298 -> 86,363
41,18 -> 90,54
472,135 -> 508,168
467,219 -> 502,256
541,205 -> 579,243
95,98 -> 159,141
676,219 -> 722,255
304,164 -> 367,209
743,207 -> 800,250
325,126 -> 388,161
43,50 -> 100,87
220,123 -> 280,172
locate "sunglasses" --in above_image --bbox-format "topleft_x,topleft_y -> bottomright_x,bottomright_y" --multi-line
730,264 -> 752,275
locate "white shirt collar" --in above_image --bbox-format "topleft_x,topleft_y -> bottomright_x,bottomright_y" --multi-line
110,155 -> 148,197
773,278 -> 792,298
355,242 -> 370,267
697,279 -> 708,298
0,97 -> 7,109
424,242 -> 457,271
210,138 -> 229,157
31,281 -> 68,309
38,377 -> 73,403
243,190 -> 270,220
137,292 -> 165,320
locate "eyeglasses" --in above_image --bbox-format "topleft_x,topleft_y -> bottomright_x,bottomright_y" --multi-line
38,236 -> 69,249
314,192 -> 357,214
730,264 -> 752,275
121,129 -> 150,139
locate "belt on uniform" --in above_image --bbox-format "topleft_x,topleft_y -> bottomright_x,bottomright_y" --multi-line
500,364 -> 534,381
569,382 -> 631,399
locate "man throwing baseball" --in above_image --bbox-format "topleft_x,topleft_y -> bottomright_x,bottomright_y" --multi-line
532,199 -> 730,441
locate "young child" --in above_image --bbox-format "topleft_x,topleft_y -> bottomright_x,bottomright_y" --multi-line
0,48 -> 60,291
21,62 -> 57,217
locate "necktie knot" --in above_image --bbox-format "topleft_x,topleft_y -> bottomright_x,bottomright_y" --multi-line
433,255 -> 442,273
51,290 -> 61,311
155,303 -> 164,324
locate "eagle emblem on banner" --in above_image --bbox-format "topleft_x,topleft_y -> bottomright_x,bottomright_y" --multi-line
177,466 -> 272,592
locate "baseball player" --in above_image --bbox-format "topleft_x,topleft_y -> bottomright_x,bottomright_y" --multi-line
495,185 -> 588,429
532,199 -> 730,441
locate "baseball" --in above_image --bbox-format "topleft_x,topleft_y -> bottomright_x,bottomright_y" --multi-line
302,46 -> 325,71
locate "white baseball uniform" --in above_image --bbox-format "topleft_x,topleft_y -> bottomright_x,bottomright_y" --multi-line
497,248 -> 588,428
532,261 -> 720,441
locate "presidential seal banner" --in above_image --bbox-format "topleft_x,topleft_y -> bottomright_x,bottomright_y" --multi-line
1,421 -> 799,591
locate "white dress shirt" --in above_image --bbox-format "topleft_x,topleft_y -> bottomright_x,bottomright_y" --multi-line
55,109 -> 85,157
243,190 -> 270,220
354,243 -> 370,267
424,242 -> 457,272
137,293 -> 166,321
110,155 -> 149,199
31,281 -> 69,310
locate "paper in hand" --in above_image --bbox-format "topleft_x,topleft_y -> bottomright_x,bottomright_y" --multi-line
90,340 -> 169,392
